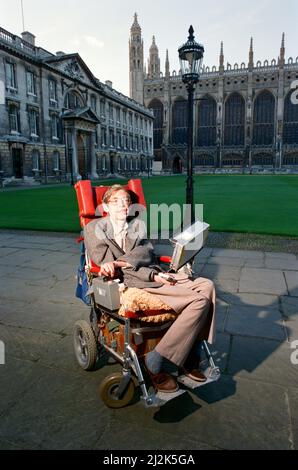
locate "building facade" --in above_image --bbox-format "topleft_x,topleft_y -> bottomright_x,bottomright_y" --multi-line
129,14 -> 298,172
0,26 -> 154,184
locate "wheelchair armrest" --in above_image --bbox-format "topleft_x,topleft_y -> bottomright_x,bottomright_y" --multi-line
90,260 -> 101,275
158,255 -> 172,264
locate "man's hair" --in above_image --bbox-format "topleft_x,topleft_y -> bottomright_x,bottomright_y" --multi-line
102,185 -> 131,204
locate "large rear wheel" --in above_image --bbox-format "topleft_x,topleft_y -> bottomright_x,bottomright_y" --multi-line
73,320 -> 98,370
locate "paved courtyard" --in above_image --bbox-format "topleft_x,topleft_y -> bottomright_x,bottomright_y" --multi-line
0,231 -> 297,450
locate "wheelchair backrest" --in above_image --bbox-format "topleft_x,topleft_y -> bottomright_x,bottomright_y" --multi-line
74,179 -> 147,228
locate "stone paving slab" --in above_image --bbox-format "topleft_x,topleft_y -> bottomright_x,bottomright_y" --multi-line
0,265 -> 21,278
0,249 -> 49,267
244,259 -> 266,268
0,356 -> 43,415
96,419 -> 218,450
200,265 -> 241,281
218,292 -> 279,308
0,232 -> 298,450
0,247 -> 21,257
0,280 -> 46,303
212,248 -> 264,259
215,302 -> 229,333
280,296 -> 298,320
207,256 -> 245,267
287,389 -> 298,450
227,336 -> 298,388
284,319 -> 298,342
239,267 -> 288,295
284,271 -> 298,297
214,278 -> 239,294
265,252 -> 298,260
224,304 -> 286,341
0,323 -> 64,363
0,366 -> 111,450
1,300 -> 83,334
264,258 -> 298,271
110,376 -> 293,450
46,264 -> 76,282
2,234 -> 75,245
0,298 -> 32,322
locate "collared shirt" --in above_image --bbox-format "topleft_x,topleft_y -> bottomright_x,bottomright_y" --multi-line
110,217 -> 128,252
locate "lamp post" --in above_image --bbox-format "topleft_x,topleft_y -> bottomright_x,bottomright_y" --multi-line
178,26 -> 204,223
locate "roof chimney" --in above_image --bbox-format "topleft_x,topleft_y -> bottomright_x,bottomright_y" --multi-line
105,80 -> 113,88
21,31 -> 35,46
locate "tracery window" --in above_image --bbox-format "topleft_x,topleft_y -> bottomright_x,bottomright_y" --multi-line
148,99 -> 163,149
283,91 -> 298,144
252,91 -> 275,145
197,95 -> 217,146
172,99 -> 188,144
224,93 -> 245,146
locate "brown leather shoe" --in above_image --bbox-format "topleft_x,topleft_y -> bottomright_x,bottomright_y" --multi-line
150,371 -> 179,393
144,360 -> 179,393
180,367 -> 207,382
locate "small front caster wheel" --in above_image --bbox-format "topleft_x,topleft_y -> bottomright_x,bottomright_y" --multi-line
99,372 -> 135,408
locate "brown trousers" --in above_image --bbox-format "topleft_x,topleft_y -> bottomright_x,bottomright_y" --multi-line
144,274 -> 216,367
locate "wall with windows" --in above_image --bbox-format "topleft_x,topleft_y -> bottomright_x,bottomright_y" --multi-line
0,28 -> 154,180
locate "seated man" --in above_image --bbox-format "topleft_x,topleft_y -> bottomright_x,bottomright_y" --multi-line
84,184 -> 216,393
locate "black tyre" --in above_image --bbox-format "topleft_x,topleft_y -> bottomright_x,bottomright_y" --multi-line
73,320 -> 98,370
99,372 -> 135,408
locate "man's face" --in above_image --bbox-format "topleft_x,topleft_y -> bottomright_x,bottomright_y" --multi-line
107,190 -> 131,221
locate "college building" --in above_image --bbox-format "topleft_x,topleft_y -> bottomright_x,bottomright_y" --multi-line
129,14 -> 298,173
0,26 -> 154,184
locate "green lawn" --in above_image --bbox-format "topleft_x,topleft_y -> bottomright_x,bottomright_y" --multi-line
0,175 -> 298,237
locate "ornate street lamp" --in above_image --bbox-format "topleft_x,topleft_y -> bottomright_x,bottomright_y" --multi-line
178,26 -> 204,222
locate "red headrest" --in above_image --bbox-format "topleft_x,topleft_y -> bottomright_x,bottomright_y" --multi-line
74,179 -> 146,228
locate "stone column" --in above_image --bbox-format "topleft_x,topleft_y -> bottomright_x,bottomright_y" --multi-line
90,131 -> 98,179
71,128 -> 79,179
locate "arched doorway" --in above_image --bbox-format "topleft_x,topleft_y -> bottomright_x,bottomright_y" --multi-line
173,156 -> 182,173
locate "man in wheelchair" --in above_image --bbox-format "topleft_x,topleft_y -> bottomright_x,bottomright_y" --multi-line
84,184 -> 216,394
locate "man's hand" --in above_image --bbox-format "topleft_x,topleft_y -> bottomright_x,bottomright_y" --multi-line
154,274 -> 174,285
100,260 -> 131,277
100,261 -> 115,277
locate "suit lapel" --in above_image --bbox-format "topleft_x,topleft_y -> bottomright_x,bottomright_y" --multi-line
125,219 -> 140,252
98,216 -> 141,255
101,217 -> 125,256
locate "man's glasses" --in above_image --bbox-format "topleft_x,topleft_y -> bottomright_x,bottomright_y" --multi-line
108,197 -> 130,205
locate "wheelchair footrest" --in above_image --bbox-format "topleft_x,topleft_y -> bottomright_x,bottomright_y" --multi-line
176,367 -> 221,390
155,388 -> 186,405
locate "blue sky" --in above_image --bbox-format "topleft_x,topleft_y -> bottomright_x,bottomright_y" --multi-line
1,0 -> 297,95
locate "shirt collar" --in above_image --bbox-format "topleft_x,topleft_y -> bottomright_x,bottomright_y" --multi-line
109,217 -> 128,235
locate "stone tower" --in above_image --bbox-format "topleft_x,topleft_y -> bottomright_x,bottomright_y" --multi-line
129,13 -> 144,104
148,36 -> 160,79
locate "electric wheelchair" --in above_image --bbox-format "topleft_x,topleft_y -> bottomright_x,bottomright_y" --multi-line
73,179 -> 220,408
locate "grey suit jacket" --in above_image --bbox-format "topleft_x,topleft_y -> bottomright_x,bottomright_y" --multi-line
83,216 -> 163,288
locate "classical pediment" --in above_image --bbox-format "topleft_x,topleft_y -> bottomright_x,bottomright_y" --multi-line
44,54 -> 98,87
62,106 -> 100,124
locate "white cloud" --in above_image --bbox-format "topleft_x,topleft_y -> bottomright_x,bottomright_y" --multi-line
70,36 -> 104,50
72,38 -> 81,47
84,36 -> 104,49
